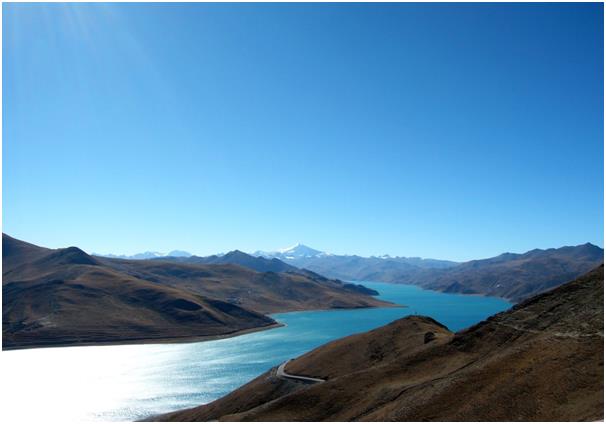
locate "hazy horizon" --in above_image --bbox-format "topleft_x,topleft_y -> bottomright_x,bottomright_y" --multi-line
4,2 -> 604,262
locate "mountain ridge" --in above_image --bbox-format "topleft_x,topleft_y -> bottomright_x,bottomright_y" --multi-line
157,250 -> 301,274
401,242 -> 604,301
3,235 -> 278,350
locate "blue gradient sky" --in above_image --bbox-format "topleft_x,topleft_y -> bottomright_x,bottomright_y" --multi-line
3,2 -> 604,261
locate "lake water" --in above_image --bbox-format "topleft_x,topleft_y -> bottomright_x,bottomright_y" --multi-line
1,282 -> 511,422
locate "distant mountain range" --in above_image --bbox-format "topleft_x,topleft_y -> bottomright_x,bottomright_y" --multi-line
98,243 -> 325,261
3,234 -> 389,350
159,250 -> 300,274
251,243 -> 604,302
94,250 -> 192,260
158,266 -> 604,421
276,250 -> 459,282
254,243 -> 457,269
96,242 -> 604,303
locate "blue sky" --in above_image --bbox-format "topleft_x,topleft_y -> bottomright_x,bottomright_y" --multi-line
3,2 -> 603,261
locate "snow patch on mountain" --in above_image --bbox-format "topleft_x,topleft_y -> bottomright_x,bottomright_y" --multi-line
253,243 -> 329,259
94,250 -> 192,260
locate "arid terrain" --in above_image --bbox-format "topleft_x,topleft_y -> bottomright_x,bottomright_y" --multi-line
2,234 -> 391,349
157,265 -> 604,422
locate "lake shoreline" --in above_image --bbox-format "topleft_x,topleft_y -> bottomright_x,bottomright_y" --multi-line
2,322 -> 285,352
3,303 -> 404,352
353,280 -> 518,304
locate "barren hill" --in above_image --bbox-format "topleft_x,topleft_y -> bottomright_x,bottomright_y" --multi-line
157,265 -> 604,422
3,234 -> 390,349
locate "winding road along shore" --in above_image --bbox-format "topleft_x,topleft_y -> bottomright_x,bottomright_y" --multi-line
276,359 -> 325,383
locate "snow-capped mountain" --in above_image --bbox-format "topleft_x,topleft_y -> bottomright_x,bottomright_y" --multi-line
253,243 -> 328,260
94,250 -> 192,260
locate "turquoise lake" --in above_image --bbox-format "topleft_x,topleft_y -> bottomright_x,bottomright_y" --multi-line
2,282 -> 511,422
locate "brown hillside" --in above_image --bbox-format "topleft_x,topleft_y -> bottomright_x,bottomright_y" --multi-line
99,257 -> 390,314
156,265 -> 604,422
3,234 -> 390,349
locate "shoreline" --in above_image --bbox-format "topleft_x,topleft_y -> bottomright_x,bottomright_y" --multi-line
2,322 -> 285,352
3,303 -> 404,352
353,279 -> 516,304
270,303 -> 405,317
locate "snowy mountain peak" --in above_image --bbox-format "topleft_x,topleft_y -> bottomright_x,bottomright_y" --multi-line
278,243 -> 323,257
278,242 -> 304,253
253,244 -> 327,260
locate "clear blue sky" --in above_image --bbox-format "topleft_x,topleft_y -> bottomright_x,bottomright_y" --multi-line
3,2 -> 604,261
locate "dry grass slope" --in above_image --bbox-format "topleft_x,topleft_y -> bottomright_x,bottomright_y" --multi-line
156,265 -> 604,422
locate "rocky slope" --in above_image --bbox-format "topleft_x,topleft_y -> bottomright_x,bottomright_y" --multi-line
157,265 -> 603,422
3,234 -> 391,349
